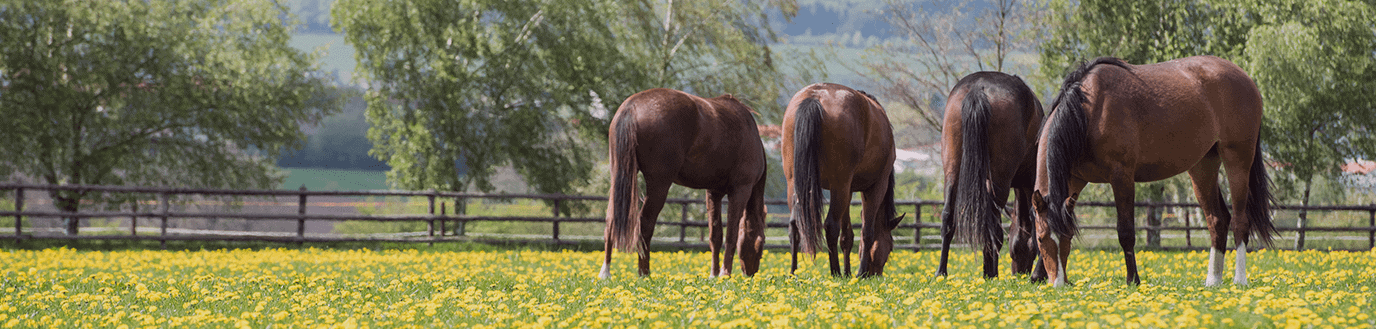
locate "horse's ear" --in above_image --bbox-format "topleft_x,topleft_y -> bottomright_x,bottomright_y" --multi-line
889,213 -> 906,229
1067,192 -> 1080,207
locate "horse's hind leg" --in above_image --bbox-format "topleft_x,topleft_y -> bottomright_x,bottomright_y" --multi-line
706,191 -> 726,277
936,178 -> 958,277
825,184 -> 856,277
636,178 -> 674,277
1187,153 -> 1232,286
1220,144 -> 1257,285
1109,175 -> 1141,285
721,183 -> 754,277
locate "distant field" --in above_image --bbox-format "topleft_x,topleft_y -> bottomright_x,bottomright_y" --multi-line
279,167 -> 389,191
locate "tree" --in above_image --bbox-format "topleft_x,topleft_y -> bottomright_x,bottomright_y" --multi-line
841,0 -> 1047,146
1228,0 -> 1376,246
331,0 -> 810,195
0,0 -> 342,234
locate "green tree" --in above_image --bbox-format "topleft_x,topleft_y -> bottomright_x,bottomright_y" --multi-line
0,0 -> 342,234
1226,0 -> 1376,246
331,0 -> 808,195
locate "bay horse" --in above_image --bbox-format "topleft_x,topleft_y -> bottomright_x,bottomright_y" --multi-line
599,88 -> 768,279
937,72 -> 1044,279
1033,56 -> 1276,287
783,83 -> 904,278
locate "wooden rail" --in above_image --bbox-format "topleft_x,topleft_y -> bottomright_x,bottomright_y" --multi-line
2,183 -> 1373,251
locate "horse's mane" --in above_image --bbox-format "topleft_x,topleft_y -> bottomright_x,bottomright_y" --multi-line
1042,57 -> 1130,237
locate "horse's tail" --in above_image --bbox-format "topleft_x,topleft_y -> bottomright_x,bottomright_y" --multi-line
608,113 -> 642,252
955,87 -> 1003,254
1043,58 -> 1127,237
792,97 -> 825,254
1246,138 -> 1278,247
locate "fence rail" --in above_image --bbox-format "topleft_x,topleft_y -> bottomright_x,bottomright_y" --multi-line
3,183 -> 1373,250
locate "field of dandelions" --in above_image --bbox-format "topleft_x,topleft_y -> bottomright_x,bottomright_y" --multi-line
1,246 -> 1372,328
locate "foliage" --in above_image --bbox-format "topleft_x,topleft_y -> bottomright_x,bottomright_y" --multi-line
331,0 -> 814,196
276,90 -> 389,171
840,0 -> 1048,144
0,0 -> 343,233
1228,0 -> 1376,204
1,248 -> 1372,328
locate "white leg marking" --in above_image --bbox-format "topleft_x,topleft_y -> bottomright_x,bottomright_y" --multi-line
1205,247 -> 1224,286
598,263 -> 612,279
1233,242 -> 1248,285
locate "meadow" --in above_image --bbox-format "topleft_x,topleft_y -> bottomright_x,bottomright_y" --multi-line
1,246 -> 1372,328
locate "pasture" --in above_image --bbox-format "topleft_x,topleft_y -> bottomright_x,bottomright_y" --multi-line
1,246 -> 1371,328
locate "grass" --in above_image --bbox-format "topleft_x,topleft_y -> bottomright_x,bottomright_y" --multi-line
0,244 -> 1371,328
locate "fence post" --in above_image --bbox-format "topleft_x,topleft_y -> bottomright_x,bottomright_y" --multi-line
912,203 -> 923,251
13,188 -> 22,242
680,201 -> 690,243
297,186 -> 307,245
1184,208 -> 1192,248
130,200 -> 138,236
552,199 -> 561,243
159,192 -> 169,249
1295,207 -> 1307,250
454,197 -> 466,236
1368,204 -> 1374,250
439,202 -> 447,237
428,193 -> 436,246
1146,204 -> 1160,248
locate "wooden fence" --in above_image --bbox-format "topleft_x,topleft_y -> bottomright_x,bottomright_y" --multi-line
2,183 -> 1373,251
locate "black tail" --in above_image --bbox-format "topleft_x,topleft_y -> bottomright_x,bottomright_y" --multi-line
608,114 -> 642,252
1043,57 -> 1129,237
792,97 -> 825,254
954,87 -> 1003,254
1247,139 -> 1277,247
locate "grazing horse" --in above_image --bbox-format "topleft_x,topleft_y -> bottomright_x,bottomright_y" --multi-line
600,88 -> 768,279
1032,56 -> 1275,287
783,83 -> 904,278
937,72 -> 1044,279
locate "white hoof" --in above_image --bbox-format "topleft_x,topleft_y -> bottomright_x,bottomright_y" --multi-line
1233,243 -> 1248,285
598,263 -> 612,279
1205,247 -> 1225,286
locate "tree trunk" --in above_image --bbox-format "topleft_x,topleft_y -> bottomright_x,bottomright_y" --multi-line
1295,180 -> 1312,250
53,192 -> 81,236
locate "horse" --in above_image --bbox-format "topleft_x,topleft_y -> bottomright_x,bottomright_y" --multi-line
937,72 -> 1044,279
599,88 -> 769,279
782,82 -> 904,278
1032,56 -> 1276,287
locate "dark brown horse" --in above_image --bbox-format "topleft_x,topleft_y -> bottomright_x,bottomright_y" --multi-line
783,83 -> 904,278
600,88 -> 768,279
1033,56 -> 1275,286
937,72 -> 1043,278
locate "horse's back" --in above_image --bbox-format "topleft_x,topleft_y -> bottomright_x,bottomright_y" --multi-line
1078,56 -> 1262,182
615,88 -> 763,189
787,83 -> 896,190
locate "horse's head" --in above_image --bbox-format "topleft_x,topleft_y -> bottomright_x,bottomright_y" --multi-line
858,213 -> 905,278
1031,191 -> 1079,239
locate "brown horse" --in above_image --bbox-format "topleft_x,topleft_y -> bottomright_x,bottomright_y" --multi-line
937,72 -> 1044,279
783,83 -> 904,278
600,88 -> 768,279
1033,56 -> 1276,286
